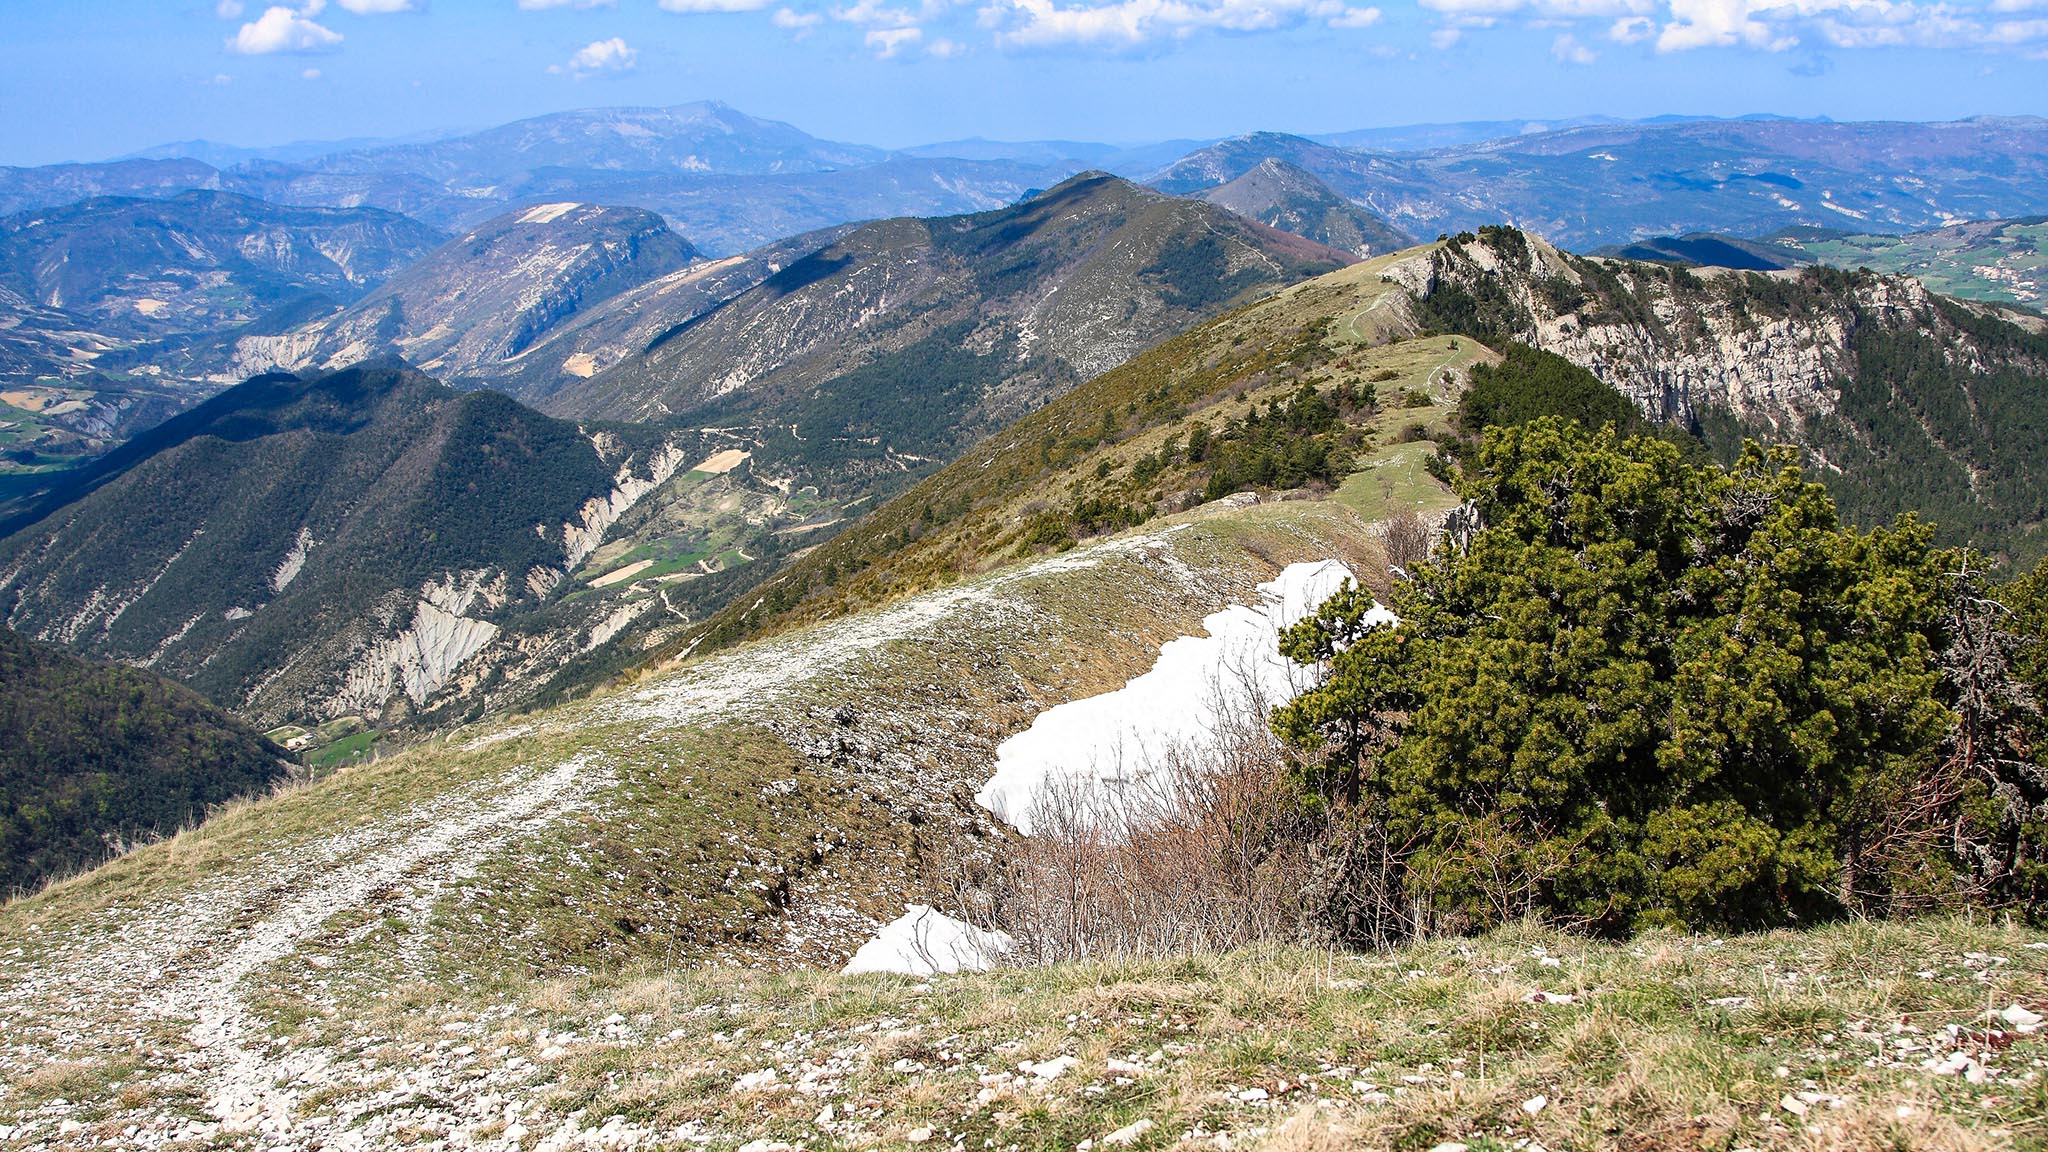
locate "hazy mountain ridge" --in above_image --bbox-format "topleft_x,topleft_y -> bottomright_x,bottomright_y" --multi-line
1195,158 -> 1412,258
0,189 -> 447,337
1154,117 -> 2048,250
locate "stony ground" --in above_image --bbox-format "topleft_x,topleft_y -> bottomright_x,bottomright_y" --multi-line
0,501 -> 1383,1152
2,916 -> 2044,1151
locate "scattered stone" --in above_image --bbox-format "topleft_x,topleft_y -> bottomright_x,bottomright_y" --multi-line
1103,1118 -> 1156,1146
906,1125 -> 934,1143
1998,1004 -> 2043,1033
1022,1056 -> 1078,1081
1522,1094 -> 1548,1115
1779,1094 -> 1808,1117
732,1068 -> 780,1092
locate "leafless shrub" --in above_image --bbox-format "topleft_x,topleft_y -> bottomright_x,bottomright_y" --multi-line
1379,512 -> 1432,576
969,665 -> 1420,963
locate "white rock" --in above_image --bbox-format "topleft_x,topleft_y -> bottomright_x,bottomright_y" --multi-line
1023,1055 -> 1078,1081
906,1126 -> 934,1143
1236,1087 -> 1269,1102
1779,1094 -> 1808,1117
1103,1118 -> 1156,1146
1522,1094 -> 1548,1115
1106,1058 -> 1147,1077
1999,1003 -> 2043,1032
731,1068 -> 780,1092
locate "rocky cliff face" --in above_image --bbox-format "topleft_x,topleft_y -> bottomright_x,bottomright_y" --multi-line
1385,228 -> 2046,435
1387,227 -> 2048,558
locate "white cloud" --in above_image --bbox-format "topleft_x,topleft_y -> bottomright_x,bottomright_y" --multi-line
517,0 -> 616,8
1609,13 -> 1653,38
1420,0 -> 1650,16
866,24 -> 924,52
551,35 -> 637,73
659,0 -> 771,10
216,0 -> 245,16
1655,0 -> 1791,49
334,0 -> 417,11
928,33 -> 968,50
773,5 -> 826,28
837,0 -> 926,24
226,5 -> 344,54
205,72 -> 235,84
1429,23 -> 1463,44
983,0 -> 1391,47
1551,28 -> 1597,57
302,66 -> 323,77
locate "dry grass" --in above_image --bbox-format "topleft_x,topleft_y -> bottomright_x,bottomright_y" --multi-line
232,917 -> 2046,1152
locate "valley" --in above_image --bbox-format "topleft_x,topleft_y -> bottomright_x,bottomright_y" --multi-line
3,82 -> 2048,1152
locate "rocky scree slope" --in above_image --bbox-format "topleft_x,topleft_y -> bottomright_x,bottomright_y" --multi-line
1388,227 -> 2048,559
0,361 -> 708,731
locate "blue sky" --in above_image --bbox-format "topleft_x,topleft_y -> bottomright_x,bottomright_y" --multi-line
2,0 -> 2045,165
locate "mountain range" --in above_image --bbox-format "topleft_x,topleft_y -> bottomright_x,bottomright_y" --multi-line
0,175 -> 1344,732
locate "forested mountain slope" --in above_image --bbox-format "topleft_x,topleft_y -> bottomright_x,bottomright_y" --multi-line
0,362 -> 695,730
0,624 -> 284,896
559,173 -> 1350,456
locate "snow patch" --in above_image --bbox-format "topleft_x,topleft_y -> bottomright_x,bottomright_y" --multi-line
843,905 -> 1012,977
976,559 -> 1390,835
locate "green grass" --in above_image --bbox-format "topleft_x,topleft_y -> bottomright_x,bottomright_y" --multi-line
307,729 -> 378,769
1786,221 -> 2048,310
1334,441 -> 1461,522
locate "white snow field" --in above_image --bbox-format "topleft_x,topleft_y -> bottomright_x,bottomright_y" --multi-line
975,558 -> 1395,835
841,905 -> 1015,976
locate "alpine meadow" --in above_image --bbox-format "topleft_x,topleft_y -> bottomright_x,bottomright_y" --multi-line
3,5 -> 2048,1151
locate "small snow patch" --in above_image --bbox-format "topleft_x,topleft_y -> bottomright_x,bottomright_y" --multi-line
842,905 -> 1012,977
